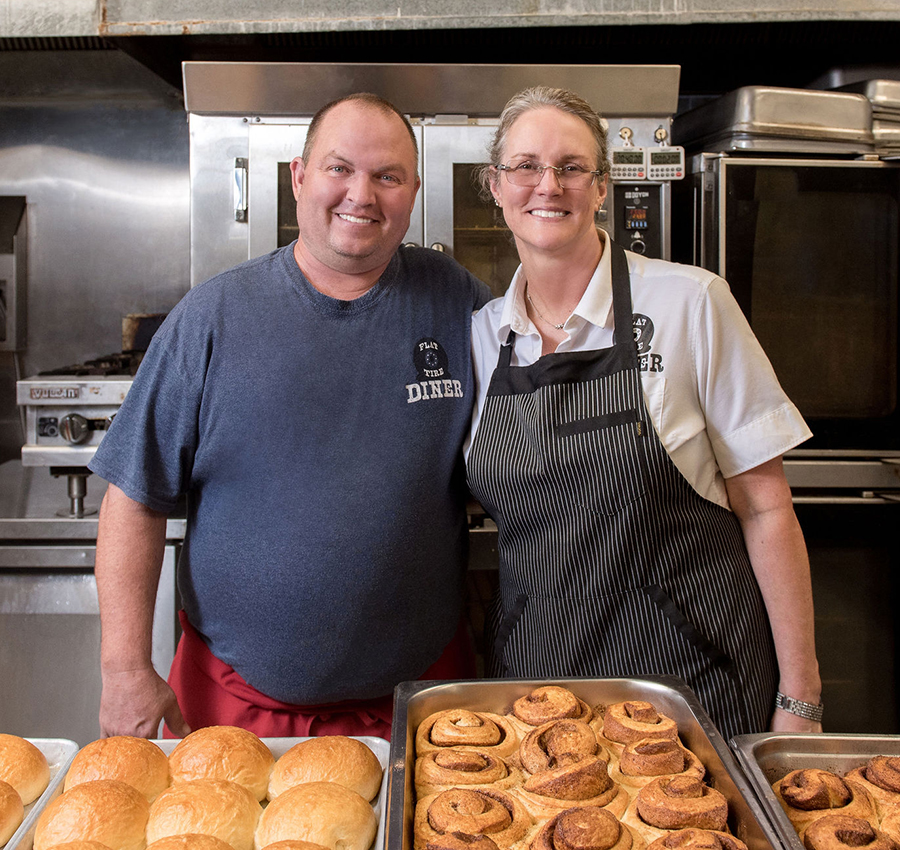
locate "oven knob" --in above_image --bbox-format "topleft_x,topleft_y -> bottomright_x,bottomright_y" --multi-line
59,413 -> 90,445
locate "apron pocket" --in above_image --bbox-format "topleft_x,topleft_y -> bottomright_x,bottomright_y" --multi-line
490,593 -> 528,675
553,408 -> 648,517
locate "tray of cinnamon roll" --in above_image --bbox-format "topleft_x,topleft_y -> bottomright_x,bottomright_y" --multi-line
386,677 -> 780,850
731,733 -> 900,850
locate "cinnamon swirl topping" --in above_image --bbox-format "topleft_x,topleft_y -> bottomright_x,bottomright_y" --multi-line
520,720 -> 602,775
534,807 -> 633,850
647,829 -> 748,850
430,711 -> 505,748
524,756 -> 614,802
780,770 -> 854,812
636,776 -> 729,831
620,739 -> 694,778
513,687 -> 593,727
427,834 -> 502,850
803,815 -> 896,850
428,789 -> 513,836
417,749 -> 511,791
602,702 -> 679,746
863,758 -> 900,795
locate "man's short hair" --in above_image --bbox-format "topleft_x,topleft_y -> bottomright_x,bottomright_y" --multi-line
302,92 -> 419,163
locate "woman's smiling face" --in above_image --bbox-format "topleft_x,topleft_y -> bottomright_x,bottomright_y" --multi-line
491,106 -> 607,261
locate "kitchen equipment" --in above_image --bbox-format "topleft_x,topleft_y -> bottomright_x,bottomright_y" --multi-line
183,62 -> 683,293
731,732 -> 900,850
0,195 -> 26,352
14,736 -> 390,850
4,739 -> 78,850
835,80 -> 900,157
387,676 -> 781,850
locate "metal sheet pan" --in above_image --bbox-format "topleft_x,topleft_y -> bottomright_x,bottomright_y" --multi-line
731,732 -> 900,850
13,735 -> 389,850
387,676 -> 781,850
5,738 -> 78,850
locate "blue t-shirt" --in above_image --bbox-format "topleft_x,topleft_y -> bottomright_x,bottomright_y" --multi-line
90,244 -> 491,703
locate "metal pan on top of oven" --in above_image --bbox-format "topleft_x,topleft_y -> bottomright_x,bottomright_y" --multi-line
387,676 -> 782,850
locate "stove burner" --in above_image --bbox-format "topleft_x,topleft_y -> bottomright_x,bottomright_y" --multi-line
39,351 -> 145,377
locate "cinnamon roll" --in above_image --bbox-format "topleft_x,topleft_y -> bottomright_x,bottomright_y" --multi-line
597,703 -> 678,754
622,776 -> 728,842
773,770 -> 877,838
878,803 -> 900,844
416,749 -> 521,796
845,758 -> 900,817
802,815 -> 897,850
530,806 -> 644,850
645,830 -> 746,850
609,740 -> 705,796
518,720 -> 605,776
513,755 -> 628,820
426,835 -> 502,850
414,788 -> 533,850
508,687 -> 594,735
417,711 -> 520,759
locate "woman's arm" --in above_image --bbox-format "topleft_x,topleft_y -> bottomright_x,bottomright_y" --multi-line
724,455 -> 823,732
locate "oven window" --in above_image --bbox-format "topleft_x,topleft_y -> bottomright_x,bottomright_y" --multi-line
724,164 -> 899,423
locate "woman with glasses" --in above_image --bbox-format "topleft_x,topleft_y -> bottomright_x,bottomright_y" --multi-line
465,86 -> 822,740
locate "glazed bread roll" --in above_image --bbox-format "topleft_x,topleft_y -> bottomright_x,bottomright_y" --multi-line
623,777 -> 728,842
845,758 -> 900,817
33,779 -> 150,850
514,754 -> 629,820
169,727 -> 274,802
508,687 -> 593,733
645,829 -> 747,850
268,737 -> 382,801
257,842 -> 331,850
254,781 -> 377,850
413,788 -> 532,850
802,815 -> 897,850
609,740 -> 705,795
415,748 -> 520,796
146,837 -> 235,850
773,770 -> 877,837
147,779 -> 262,850
416,710 -> 520,758
517,720 -> 604,775
0,733 -> 51,805
65,736 -> 170,801
42,842 -> 113,850
0,779 -> 24,846
597,704 -> 678,753
530,805 -> 644,850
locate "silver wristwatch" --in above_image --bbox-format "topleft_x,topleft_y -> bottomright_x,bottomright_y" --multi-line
775,691 -> 824,722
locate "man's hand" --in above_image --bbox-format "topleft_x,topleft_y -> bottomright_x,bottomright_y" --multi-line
100,667 -> 191,738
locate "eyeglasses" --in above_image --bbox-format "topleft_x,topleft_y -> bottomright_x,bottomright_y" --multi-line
496,162 -> 604,190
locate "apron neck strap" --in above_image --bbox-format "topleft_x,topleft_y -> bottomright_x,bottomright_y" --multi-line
608,239 -> 634,350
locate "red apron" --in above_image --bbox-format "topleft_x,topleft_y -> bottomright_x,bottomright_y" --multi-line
165,611 -> 475,740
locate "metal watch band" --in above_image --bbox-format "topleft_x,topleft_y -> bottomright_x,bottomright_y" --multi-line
775,691 -> 824,722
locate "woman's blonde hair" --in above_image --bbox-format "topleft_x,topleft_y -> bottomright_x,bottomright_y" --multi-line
476,86 -> 610,201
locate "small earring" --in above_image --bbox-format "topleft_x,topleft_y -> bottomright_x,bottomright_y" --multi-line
494,199 -> 502,208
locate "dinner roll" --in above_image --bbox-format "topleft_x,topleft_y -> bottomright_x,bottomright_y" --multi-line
169,727 -> 274,802
147,779 -> 262,850
0,779 -> 24,846
65,736 -> 170,801
146,835 -> 236,850
41,843 -> 112,850
0,733 -> 51,805
33,779 -> 150,850
268,737 -> 382,801
254,781 -> 377,850
259,843 -> 331,850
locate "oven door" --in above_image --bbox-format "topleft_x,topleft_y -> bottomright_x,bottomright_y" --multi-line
680,153 -> 900,457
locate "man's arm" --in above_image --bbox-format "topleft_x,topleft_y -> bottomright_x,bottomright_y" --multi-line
724,455 -> 822,733
95,483 -> 190,738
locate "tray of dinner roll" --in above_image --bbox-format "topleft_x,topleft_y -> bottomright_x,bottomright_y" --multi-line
387,676 -> 781,850
731,733 -> 900,850
1,735 -> 78,850
12,729 -> 389,850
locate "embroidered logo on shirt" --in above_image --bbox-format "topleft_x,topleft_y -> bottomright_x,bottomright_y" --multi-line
633,313 -> 664,373
406,337 -> 464,403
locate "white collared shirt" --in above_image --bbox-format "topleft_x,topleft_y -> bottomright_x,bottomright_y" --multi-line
466,232 -> 811,509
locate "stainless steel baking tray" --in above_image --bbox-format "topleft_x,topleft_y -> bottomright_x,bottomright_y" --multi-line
674,86 -> 874,153
387,676 -> 781,850
837,80 -> 900,116
5,738 -> 78,850
13,735 -> 389,850
731,732 -> 900,850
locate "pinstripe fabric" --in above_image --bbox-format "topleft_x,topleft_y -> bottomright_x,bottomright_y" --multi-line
466,241 -> 778,742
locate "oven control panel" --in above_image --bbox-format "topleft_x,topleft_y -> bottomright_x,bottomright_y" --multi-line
610,146 -> 684,181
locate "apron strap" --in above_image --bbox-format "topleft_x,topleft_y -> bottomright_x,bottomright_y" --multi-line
609,239 -> 636,351
498,328 -> 516,368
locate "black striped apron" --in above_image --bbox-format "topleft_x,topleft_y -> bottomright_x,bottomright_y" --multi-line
466,240 -> 778,741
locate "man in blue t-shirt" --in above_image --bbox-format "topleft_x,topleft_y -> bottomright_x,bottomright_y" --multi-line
90,93 -> 490,739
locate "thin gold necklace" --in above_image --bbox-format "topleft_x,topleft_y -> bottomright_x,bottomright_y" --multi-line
526,285 -> 568,330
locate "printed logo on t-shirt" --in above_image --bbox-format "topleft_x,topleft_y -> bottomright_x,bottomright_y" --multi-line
406,337 -> 464,404
633,313 -> 664,373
